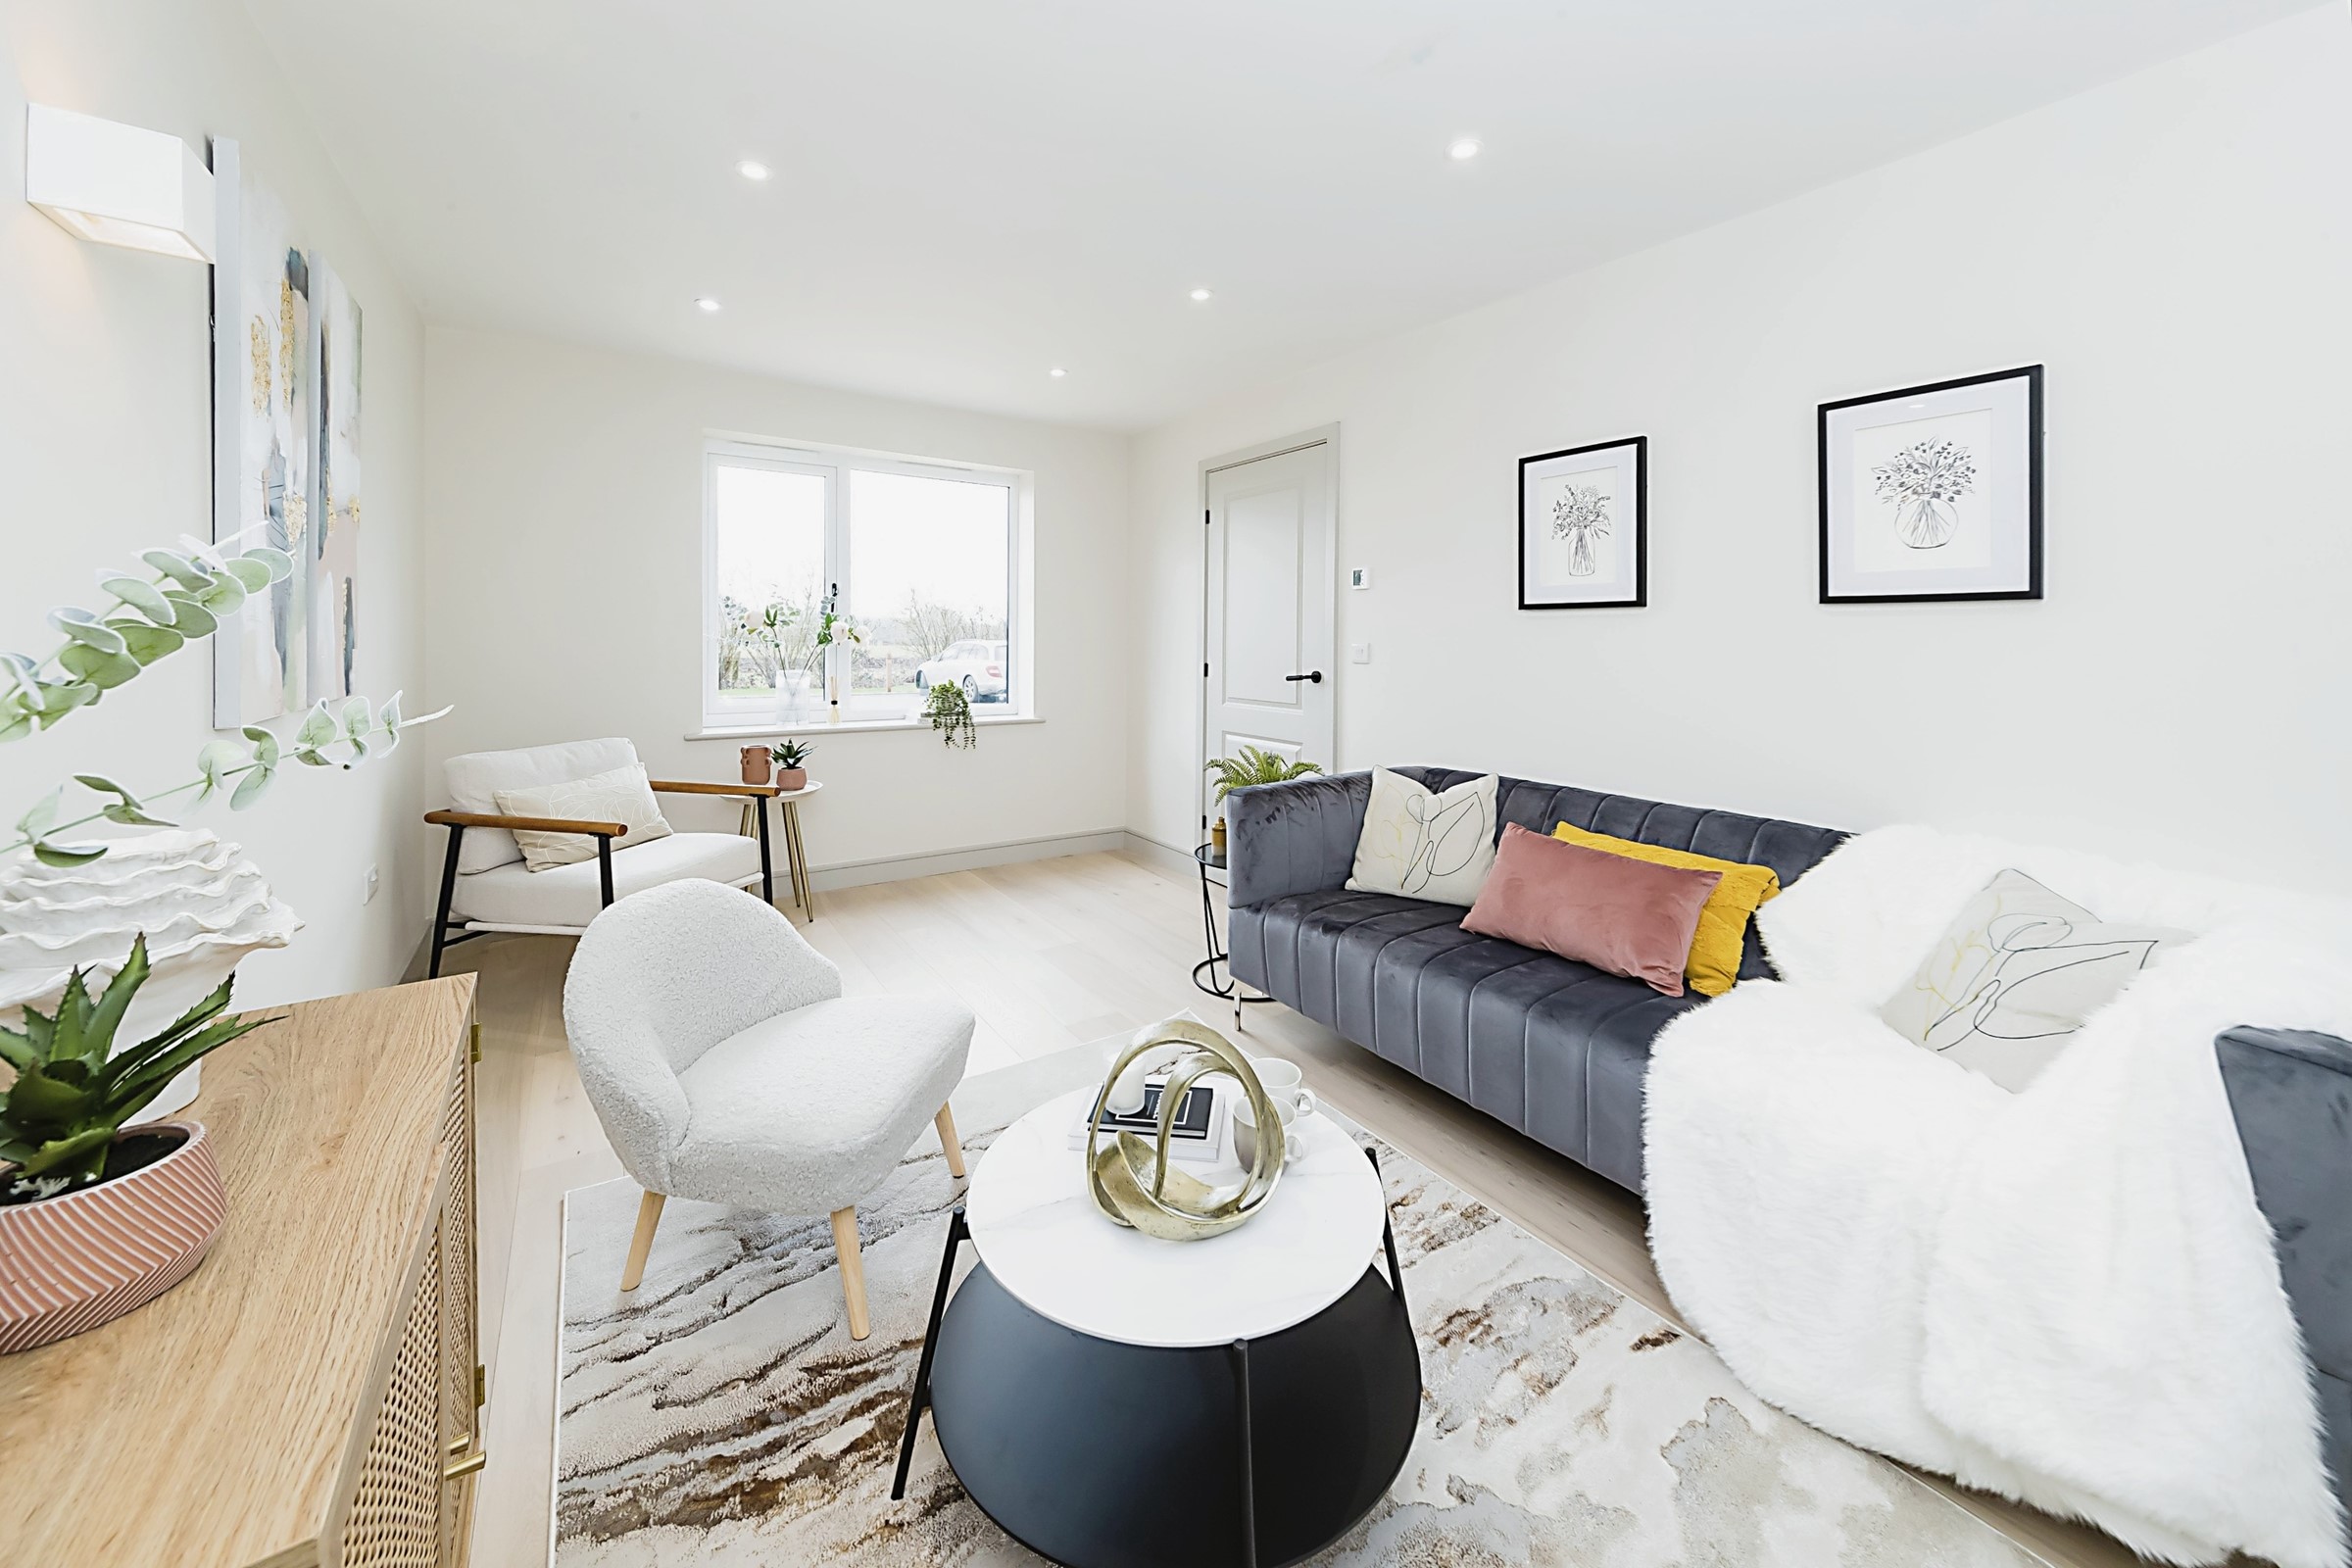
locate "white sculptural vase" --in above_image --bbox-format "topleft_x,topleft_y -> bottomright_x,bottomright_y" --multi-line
0,831 -> 303,1116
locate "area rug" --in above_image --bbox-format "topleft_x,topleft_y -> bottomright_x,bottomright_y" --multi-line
554,1048 -> 2043,1567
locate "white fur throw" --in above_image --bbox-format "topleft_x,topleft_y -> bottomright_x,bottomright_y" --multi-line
1644,825 -> 2352,1568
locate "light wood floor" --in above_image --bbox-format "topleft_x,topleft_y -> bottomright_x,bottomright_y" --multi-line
439,847 -> 2138,1568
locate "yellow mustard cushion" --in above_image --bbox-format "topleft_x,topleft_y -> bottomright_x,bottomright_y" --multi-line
1548,823 -> 1781,998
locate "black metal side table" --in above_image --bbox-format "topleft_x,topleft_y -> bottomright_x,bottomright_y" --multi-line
1194,843 -> 1274,1028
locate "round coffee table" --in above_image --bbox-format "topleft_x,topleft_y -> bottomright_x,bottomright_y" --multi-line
890,1087 -> 1421,1568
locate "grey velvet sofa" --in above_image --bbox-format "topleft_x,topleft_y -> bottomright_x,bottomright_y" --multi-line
1221,766 -> 1846,1194
1223,766 -> 2351,1523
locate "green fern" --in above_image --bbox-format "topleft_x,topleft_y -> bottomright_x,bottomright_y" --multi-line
1203,745 -> 1322,802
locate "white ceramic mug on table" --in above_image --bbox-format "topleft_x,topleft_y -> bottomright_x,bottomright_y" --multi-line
1232,1055 -> 1316,1166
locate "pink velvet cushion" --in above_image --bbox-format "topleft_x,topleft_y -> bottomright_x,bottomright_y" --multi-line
1459,823 -> 1724,998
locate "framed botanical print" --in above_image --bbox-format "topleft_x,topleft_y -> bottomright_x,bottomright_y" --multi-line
1519,435 -> 1646,610
1819,365 -> 2042,604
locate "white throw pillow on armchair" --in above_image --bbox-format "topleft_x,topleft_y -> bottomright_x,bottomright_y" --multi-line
445,737 -> 643,873
494,765 -> 673,871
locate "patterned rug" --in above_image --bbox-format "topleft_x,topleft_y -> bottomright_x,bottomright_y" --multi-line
555,1052 -> 2041,1567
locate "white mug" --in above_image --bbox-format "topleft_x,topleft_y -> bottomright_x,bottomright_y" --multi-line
1232,1056 -> 1316,1165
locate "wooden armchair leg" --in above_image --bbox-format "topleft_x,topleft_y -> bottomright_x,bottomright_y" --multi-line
831,1206 -> 871,1340
620,1189 -> 666,1292
935,1102 -> 966,1179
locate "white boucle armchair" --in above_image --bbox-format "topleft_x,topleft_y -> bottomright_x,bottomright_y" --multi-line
562,878 -> 973,1340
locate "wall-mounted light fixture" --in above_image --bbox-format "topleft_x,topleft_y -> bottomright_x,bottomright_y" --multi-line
24,104 -> 216,262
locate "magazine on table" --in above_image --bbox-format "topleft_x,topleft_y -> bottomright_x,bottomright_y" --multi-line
1066,1074 -> 1229,1165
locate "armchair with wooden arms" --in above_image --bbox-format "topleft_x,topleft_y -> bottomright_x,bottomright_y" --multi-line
424,737 -> 779,977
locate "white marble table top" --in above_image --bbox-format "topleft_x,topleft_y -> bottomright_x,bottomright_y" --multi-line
963,1086 -> 1388,1348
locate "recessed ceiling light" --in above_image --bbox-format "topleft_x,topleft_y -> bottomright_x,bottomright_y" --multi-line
695,297 -> 720,313
736,160 -> 770,181
1049,367 -> 1067,377
1448,136 -> 1482,162
1189,287 -> 1212,302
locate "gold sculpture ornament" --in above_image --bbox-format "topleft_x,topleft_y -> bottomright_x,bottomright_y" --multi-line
1084,1018 -> 1285,1242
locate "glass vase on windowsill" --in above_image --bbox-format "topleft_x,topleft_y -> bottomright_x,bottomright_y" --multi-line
774,668 -> 817,725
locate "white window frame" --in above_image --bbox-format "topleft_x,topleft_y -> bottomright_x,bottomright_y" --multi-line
701,435 -> 1031,733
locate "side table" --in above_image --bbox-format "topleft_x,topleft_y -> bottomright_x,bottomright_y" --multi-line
1195,843 -> 1273,1029
737,780 -> 823,921
892,1086 -> 1420,1568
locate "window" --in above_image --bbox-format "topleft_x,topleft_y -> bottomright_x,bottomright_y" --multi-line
705,439 -> 1022,729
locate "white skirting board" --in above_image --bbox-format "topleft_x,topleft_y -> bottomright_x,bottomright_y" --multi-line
803,828 -> 1131,892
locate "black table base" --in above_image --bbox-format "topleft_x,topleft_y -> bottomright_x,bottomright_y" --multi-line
894,1148 -> 1422,1568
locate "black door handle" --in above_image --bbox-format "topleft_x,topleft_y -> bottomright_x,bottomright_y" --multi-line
1284,671 -> 1323,684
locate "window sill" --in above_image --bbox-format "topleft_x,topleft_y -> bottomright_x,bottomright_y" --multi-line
688,713 -> 1043,741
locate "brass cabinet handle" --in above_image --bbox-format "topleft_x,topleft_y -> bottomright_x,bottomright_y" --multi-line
443,1446 -> 487,1481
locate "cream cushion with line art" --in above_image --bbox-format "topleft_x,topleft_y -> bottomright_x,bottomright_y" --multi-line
1346,767 -> 1498,907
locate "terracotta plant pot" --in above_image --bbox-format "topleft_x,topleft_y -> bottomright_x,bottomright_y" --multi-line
739,746 -> 772,786
0,1119 -> 225,1353
776,767 -> 808,792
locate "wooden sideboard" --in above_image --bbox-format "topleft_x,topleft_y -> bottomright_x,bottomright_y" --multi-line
0,977 -> 482,1567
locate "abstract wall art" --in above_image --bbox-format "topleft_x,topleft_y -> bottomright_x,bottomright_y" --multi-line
313,259 -> 363,701
1519,435 -> 1646,610
1819,366 -> 2041,604
208,140 -> 363,724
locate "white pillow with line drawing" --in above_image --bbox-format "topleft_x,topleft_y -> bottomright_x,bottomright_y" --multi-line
1346,767 -> 1498,908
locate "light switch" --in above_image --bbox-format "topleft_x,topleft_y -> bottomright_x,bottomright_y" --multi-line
1349,642 -> 1371,663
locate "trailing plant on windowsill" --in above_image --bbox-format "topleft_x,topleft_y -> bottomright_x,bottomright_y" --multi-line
922,680 -> 977,749
0,937 -> 273,1204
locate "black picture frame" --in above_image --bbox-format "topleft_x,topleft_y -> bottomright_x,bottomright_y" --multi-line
1817,365 -> 2043,605
1518,434 -> 1647,611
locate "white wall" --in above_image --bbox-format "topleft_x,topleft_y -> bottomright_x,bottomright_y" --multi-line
421,327 -> 1130,878
0,1 -> 431,1006
1128,7 -> 2352,892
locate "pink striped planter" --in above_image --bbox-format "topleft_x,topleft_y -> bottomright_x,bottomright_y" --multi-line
0,1120 -> 226,1354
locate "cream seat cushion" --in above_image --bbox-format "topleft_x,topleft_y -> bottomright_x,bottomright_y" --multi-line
449,835 -> 761,930
668,994 -> 974,1213
493,763 -> 672,870
446,737 -> 640,874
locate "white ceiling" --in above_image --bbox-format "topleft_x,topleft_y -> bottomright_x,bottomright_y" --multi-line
243,0 -> 2303,430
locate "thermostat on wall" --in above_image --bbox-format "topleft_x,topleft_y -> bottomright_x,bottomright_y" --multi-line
1348,566 -> 1371,590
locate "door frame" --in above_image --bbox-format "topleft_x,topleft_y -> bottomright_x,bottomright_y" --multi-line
1197,423 -> 1341,834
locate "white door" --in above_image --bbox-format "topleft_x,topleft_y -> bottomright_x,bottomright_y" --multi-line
1201,437 -> 1336,832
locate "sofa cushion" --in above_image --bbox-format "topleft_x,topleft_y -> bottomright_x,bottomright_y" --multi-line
449,834 -> 761,929
446,737 -> 641,874
1229,887 -> 1700,1190
1463,823 -> 1723,997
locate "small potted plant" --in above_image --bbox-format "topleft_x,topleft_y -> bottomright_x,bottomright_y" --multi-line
739,745 -> 772,786
770,738 -> 813,791
1203,746 -> 1323,856
923,679 -> 977,749
0,936 -> 274,1351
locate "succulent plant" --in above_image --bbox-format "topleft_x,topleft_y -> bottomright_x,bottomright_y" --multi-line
770,737 -> 814,768
1203,745 -> 1322,802
0,936 -> 272,1203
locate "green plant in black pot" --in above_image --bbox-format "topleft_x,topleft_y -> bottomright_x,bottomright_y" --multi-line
0,936 -> 272,1204
923,680 -> 977,749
